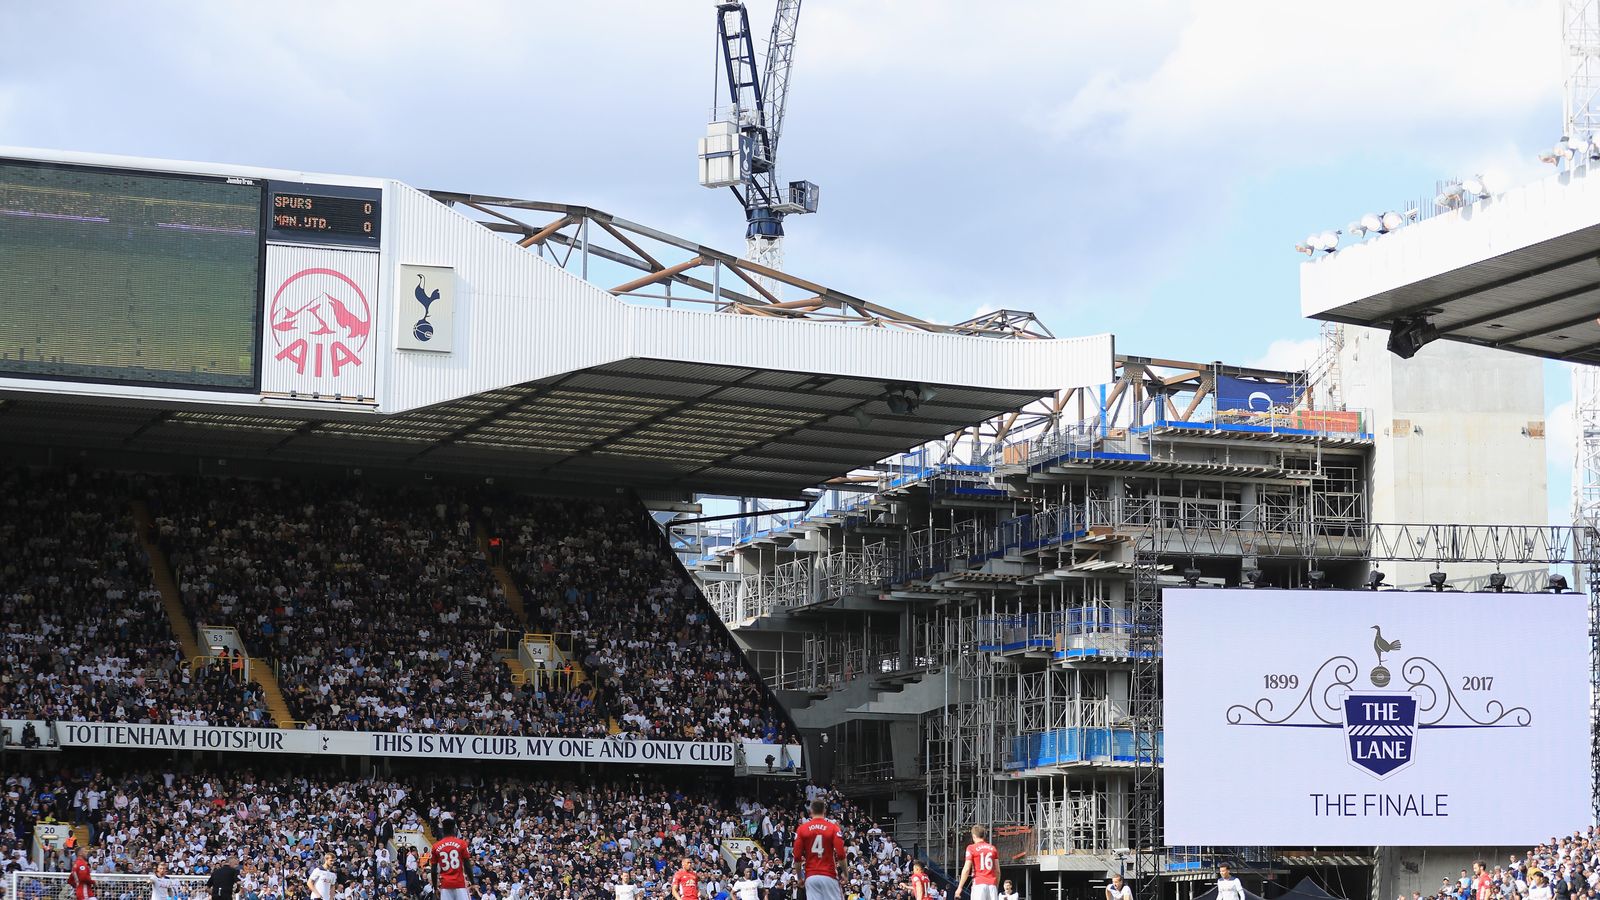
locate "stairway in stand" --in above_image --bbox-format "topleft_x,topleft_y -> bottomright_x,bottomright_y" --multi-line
131,500 -> 297,730
474,518 -> 618,734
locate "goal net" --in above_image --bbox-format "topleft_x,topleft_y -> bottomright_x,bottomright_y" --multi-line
6,873 -> 209,900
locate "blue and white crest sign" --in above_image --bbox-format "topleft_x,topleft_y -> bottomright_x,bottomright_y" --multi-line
1342,694 -> 1416,778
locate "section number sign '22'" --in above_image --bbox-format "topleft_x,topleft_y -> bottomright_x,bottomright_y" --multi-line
1162,588 -> 1591,846
261,246 -> 379,400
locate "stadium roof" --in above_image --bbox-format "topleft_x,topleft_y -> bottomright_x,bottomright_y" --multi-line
1300,166 -> 1600,364
0,145 -> 1112,498
0,359 -> 1054,498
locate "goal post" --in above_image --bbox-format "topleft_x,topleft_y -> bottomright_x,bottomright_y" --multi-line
6,873 -> 209,900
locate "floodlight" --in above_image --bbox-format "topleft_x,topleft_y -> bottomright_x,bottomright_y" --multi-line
1307,570 -> 1326,588
852,407 -> 872,428
1380,211 -> 1405,232
1366,569 -> 1386,590
918,385 -> 939,404
1488,572 -> 1508,592
1435,184 -> 1464,211
1461,175 -> 1489,198
1360,213 -> 1383,233
1549,574 -> 1570,593
1347,220 -> 1369,239
1182,567 -> 1201,586
1386,316 -> 1438,359
1428,571 -> 1448,590
1294,242 -> 1314,256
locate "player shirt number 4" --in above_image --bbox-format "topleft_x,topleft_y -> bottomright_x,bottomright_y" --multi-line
795,818 -> 846,879
966,841 -> 999,885
433,836 -> 470,891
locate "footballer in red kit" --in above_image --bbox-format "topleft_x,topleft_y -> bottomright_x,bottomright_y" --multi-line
430,818 -> 471,900
955,826 -> 1000,900
672,858 -> 700,900
909,863 -> 931,900
69,847 -> 94,900
794,798 -> 847,900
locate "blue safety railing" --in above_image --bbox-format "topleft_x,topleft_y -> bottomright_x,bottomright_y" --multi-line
1006,728 -> 1163,769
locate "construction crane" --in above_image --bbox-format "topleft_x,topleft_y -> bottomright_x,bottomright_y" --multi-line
697,0 -> 818,293
1570,0 -> 1600,542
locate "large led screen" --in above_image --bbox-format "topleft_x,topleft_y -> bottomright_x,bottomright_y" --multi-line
0,161 -> 262,389
1163,588 -> 1590,845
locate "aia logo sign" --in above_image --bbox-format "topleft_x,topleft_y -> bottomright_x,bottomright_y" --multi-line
268,267 -> 372,379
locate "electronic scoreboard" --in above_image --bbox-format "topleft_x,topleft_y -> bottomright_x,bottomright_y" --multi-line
0,158 -> 382,391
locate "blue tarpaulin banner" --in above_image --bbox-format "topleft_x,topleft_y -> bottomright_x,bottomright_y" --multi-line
1215,376 -> 1299,411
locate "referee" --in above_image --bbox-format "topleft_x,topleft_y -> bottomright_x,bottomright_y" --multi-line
207,856 -> 241,900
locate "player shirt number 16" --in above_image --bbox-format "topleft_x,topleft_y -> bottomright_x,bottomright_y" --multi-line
967,842 -> 999,885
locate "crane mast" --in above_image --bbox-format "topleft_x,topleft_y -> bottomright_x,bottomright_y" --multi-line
698,0 -> 817,292
1572,0 -> 1600,539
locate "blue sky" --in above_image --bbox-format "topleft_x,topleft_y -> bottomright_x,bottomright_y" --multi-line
0,0 -> 1577,519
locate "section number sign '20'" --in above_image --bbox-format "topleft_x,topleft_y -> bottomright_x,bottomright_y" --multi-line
261,246 -> 379,400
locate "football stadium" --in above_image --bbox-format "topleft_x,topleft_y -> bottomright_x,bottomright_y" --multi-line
4,6 -> 1600,900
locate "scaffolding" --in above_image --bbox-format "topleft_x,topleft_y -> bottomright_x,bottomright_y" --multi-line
687,354 -> 1594,900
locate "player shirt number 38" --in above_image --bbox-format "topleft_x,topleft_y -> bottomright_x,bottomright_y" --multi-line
795,818 -> 846,879
433,836 -> 470,891
966,841 -> 999,885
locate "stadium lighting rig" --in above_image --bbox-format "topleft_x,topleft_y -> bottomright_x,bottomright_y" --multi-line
1301,210 -> 1418,255
1435,175 -> 1491,211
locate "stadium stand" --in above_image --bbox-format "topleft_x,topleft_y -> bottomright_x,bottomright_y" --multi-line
0,763 -> 912,900
149,478 -> 572,736
0,463 -> 794,744
0,468 -> 268,727
1419,833 -> 1600,900
494,497 -> 796,745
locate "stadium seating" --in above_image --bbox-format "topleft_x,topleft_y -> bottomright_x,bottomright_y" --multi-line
1,462 -> 797,745
0,765 -> 912,900
494,496 -> 796,744
150,479 -> 594,736
1429,832 -> 1599,900
0,468 -> 268,727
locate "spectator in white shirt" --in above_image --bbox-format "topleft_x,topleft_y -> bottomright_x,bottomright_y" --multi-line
1106,875 -> 1132,900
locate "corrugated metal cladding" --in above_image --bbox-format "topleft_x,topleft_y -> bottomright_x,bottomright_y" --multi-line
378,179 -> 1113,415
261,245 -> 380,401
628,306 -> 1113,393
380,181 -> 631,413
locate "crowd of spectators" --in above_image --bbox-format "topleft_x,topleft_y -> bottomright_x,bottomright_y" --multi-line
151,479 -> 581,736
0,467 -> 265,727
1,764 -> 914,900
496,498 -> 795,745
0,462 -> 797,744
1409,835 -> 1600,900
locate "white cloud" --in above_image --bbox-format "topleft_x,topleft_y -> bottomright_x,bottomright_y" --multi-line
1548,399 -> 1575,471
1047,0 -> 1554,164
1247,337 -> 1320,372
